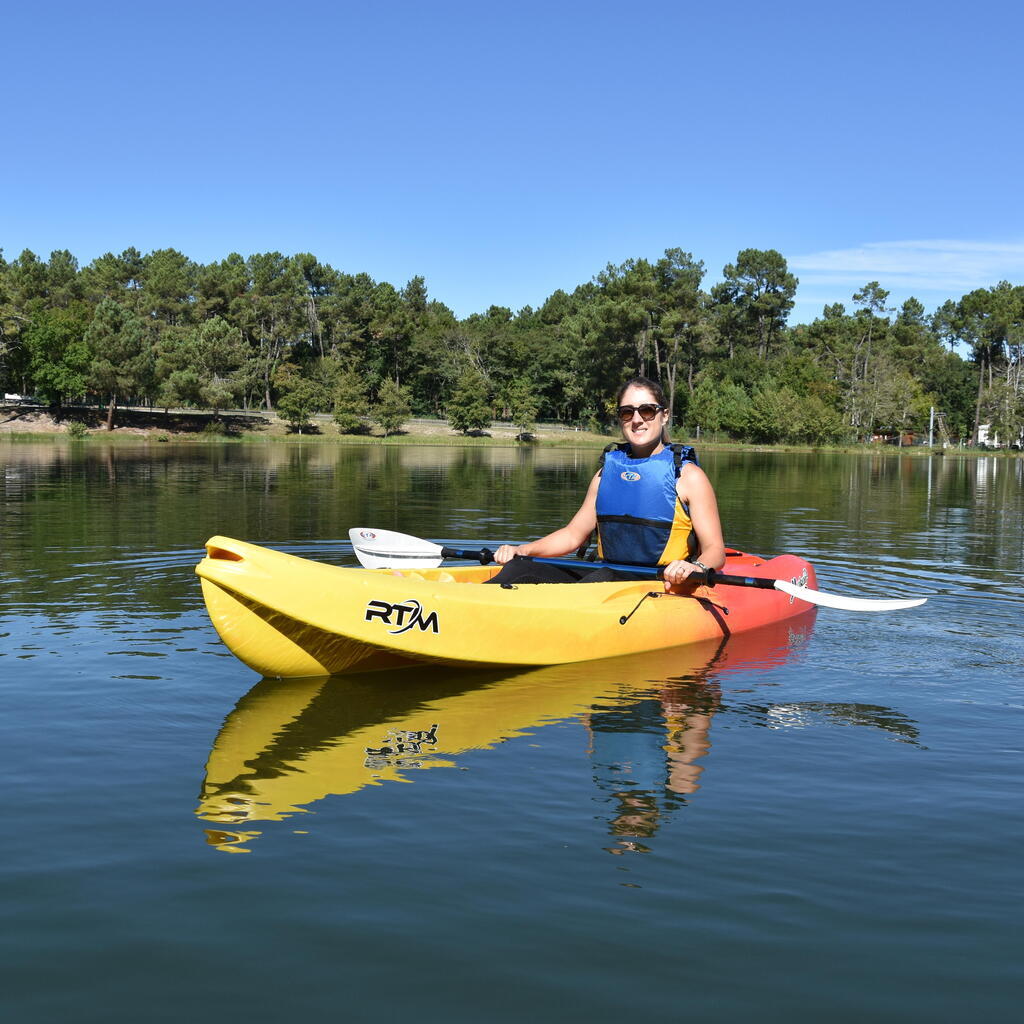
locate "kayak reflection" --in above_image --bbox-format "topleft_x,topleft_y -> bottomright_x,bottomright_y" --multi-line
198,613 -> 816,839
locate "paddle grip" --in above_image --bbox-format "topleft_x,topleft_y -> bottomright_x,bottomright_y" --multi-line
711,573 -> 776,589
441,546 -> 495,565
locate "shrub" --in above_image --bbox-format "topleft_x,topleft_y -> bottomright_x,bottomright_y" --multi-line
447,369 -> 492,434
374,379 -> 412,437
333,370 -> 369,434
506,378 -> 539,440
276,379 -> 327,434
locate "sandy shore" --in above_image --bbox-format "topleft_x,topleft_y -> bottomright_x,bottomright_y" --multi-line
0,405 -> 596,444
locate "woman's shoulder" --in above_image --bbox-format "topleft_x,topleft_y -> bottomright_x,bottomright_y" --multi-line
676,460 -> 713,495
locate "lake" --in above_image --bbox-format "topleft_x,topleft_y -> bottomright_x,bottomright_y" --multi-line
2,440 -> 1021,1022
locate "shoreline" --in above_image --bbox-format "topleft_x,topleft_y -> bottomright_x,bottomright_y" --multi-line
1,406 -> 1017,458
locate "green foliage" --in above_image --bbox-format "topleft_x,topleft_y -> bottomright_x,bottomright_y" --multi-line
506,377 -> 539,438
374,378 -> 412,437
80,248 -> 144,303
917,348 -> 978,439
23,307 -> 91,404
83,299 -> 152,429
709,349 -> 769,390
276,375 -> 328,433
715,249 -> 798,360
745,385 -> 803,443
741,383 -> 852,445
943,282 -> 1024,441
155,316 -> 245,415
195,318 -> 246,413
153,325 -> 194,408
800,396 -> 851,445
447,368 -> 492,434
65,419 -> 89,439
2,240 -> 1009,450
853,281 -> 891,317
874,363 -> 928,435
332,368 -> 369,434
141,249 -> 196,324
689,377 -> 751,437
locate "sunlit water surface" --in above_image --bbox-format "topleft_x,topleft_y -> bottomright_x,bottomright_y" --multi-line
2,441 -> 1021,1022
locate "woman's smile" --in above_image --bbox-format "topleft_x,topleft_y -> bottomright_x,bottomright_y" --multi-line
618,385 -> 665,454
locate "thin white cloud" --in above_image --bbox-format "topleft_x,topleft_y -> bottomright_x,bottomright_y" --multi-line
790,239 -> 1024,292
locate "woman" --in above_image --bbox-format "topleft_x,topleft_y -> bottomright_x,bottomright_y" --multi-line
487,377 -> 725,589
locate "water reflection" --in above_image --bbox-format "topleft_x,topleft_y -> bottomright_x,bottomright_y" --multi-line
187,614 -> 843,855
584,668 -> 922,855
197,619 -> 814,837
586,674 -> 719,855
196,608 -> 931,854
3,443 -> 1022,627
757,701 -> 922,743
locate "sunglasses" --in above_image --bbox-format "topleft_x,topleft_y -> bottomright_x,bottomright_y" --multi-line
617,403 -> 664,423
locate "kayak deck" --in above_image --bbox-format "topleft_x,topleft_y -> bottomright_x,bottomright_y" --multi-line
196,536 -> 818,678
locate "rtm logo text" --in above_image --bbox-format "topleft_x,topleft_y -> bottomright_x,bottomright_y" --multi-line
364,599 -> 440,635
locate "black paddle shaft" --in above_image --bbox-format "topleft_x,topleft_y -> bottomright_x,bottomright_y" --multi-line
439,547 -> 781,591
441,545 -> 496,565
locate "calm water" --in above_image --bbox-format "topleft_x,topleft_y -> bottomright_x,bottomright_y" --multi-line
2,440 -> 1022,1023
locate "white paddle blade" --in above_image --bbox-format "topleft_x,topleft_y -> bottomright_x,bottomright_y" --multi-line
774,578 -> 927,612
348,528 -> 445,569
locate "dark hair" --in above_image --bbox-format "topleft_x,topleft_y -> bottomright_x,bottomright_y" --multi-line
616,376 -> 666,407
616,376 -> 670,443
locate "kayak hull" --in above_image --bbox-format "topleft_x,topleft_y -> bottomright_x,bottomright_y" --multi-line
196,536 -> 818,678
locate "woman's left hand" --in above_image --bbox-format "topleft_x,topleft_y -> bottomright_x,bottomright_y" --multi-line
662,560 -> 707,591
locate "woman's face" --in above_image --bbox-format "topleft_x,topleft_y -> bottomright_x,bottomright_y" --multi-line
617,384 -> 667,449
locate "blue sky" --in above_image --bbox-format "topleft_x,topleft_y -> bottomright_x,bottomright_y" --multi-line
3,0 -> 1022,324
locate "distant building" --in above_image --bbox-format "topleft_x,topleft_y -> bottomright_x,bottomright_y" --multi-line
871,430 -> 917,446
977,424 -> 1024,449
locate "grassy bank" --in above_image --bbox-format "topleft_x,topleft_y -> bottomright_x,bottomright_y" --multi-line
1,405 -> 1018,458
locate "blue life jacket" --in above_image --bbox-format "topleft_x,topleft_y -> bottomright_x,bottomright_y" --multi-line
595,443 -> 699,566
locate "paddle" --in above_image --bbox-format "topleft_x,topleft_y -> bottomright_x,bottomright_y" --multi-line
348,528 -> 927,612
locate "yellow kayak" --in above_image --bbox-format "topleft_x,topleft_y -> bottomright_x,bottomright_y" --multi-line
195,535 -> 818,678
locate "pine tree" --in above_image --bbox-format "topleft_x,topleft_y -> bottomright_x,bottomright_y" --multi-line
84,299 -> 152,429
276,377 -> 327,433
333,369 -> 369,434
506,377 -> 538,439
374,378 -> 412,437
447,368 -> 491,434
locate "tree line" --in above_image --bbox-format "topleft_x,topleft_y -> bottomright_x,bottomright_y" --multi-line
0,244 -> 1020,445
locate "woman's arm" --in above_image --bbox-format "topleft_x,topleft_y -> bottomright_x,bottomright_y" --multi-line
662,464 -> 725,588
493,473 -> 601,564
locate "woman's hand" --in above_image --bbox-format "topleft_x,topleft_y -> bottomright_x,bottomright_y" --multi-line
492,474 -> 600,567
494,544 -> 532,565
662,560 -> 707,591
